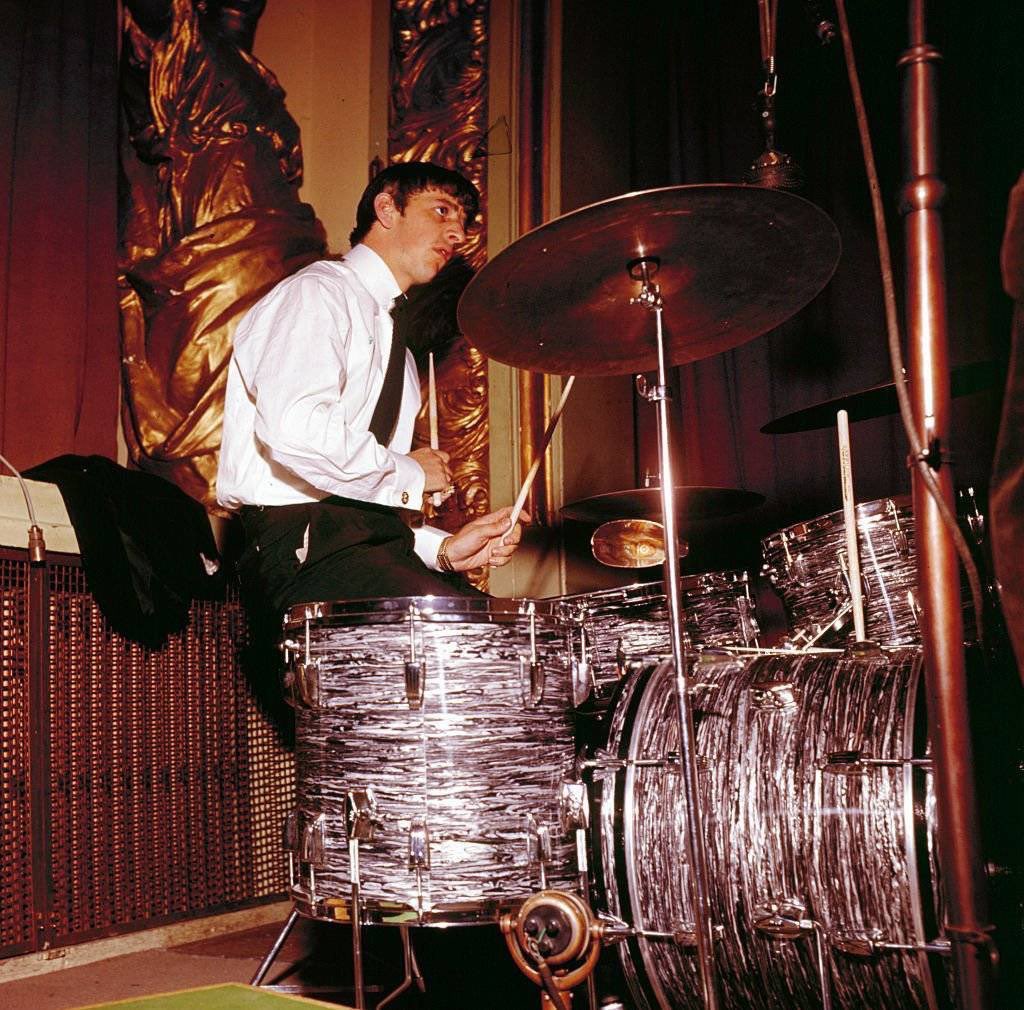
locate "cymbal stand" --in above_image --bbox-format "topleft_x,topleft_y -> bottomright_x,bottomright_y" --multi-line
630,257 -> 721,1010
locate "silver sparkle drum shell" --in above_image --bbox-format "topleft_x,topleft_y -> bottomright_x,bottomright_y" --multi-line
761,496 -> 924,646
283,596 -> 578,924
594,648 -> 945,1010
556,571 -> 759,696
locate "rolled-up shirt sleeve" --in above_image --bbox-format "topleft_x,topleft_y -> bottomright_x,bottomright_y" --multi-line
235,275 -> 426,509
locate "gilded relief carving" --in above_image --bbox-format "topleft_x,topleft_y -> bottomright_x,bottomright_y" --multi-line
389,0 -> 491,586
118,0 -> 326,513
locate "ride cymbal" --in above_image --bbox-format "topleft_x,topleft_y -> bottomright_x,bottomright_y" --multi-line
457,184 -> 841,376
760,359 -> 1002,434
562,486 -> 765,525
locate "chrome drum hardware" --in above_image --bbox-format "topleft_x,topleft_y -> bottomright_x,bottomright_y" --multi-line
557,571 -> 759,699
282,596 -> 578,925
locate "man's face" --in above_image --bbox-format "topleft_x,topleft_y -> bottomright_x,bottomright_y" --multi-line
384,188 -> 468,290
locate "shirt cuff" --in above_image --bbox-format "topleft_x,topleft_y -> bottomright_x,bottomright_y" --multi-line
389,450 -> 427,509
414,524 -> 448,571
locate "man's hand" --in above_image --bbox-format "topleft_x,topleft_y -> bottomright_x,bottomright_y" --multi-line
443,506 -> 531,572
409,447 -> 451,493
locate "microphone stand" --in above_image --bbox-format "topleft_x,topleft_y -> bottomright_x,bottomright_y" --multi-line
898,3 -> 996,1008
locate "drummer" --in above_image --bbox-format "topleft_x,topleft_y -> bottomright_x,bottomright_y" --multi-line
217,162 -> 528,617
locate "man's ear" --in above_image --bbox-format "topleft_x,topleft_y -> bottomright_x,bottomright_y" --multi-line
373,191 -> 398,230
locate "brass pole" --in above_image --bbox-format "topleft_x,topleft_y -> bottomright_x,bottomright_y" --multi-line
898,4 -> 995,1008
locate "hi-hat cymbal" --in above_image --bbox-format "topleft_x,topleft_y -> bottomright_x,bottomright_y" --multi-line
457,184 -> 841,376
760,359 -> 1002,434
562,486 -> 765,525
591,519 -> 681,568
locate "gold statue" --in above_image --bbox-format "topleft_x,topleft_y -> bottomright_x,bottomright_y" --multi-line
119,0 -> 326,512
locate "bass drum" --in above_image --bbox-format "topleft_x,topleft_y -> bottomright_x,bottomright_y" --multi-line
594,649 -> 949,1010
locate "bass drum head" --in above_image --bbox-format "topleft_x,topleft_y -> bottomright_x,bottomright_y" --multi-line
593,649 -> 948,1010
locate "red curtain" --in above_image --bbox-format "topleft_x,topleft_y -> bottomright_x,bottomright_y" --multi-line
0,1 -> 119,470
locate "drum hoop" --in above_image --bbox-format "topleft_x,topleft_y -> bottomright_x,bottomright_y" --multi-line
283,594 -> 562,630
762,494 -> 911,549
622,661 -> 678,1010
903,651 -> 943,1010
557,570 -> 751,610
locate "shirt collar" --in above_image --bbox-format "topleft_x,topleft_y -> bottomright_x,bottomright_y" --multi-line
343,244 -> 403,312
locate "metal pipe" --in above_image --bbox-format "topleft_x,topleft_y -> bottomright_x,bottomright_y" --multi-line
644,290 -> 721,1010
898,4 -> 996,1008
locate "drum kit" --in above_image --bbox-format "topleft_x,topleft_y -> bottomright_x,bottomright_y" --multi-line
252,183 -> 1005,1010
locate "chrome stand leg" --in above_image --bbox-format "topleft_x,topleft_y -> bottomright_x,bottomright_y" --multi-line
376,925 -> 426,1010
350,838 -> 366,1010
250,908 -> 300,987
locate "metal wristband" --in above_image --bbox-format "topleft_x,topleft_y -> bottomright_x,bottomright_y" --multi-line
437,536 -> 455,573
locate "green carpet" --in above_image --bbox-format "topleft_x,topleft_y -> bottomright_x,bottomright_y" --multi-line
73,982 -> 347,1010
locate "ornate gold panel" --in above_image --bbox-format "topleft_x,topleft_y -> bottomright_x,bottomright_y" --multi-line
388,0 -> 492,586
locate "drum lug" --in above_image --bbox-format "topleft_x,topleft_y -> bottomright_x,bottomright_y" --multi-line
736,596 -> 760,645
405,661 -> 425,709
282,810 -> 300,887
559,780 -> 590,833
752,898 -> 815,939
748,681 -> 800,711
570,624 -> 593,706
821,750 -> 933,774
408,817 -> 431,870
347,788 -> 384,842
519,604 -> 546,708
663,923 -> 726,947
405,604 -> 425,709
830,927 -> 951,958
300,812 -> 326,868
525,813 -> 553,889
281,635 -> 321,708
887,498 -> 913,557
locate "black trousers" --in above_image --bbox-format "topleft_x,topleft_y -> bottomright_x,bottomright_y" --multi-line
237,496 -> 481,618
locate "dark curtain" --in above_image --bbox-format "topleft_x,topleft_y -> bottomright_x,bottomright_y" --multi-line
0,1 -> 119,470
560,0 -> 1022,633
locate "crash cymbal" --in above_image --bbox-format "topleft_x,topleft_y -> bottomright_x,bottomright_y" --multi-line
562,486 -> 765,525
457,184 -> 840,376
760,359 -> 1002,434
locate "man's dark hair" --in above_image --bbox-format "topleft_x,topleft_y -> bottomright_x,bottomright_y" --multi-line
349,162 -> 480,247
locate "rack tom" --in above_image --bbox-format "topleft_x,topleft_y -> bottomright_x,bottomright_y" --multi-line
281,596 -> 577,925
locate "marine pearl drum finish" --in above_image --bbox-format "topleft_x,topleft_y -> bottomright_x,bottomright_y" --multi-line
761,497 -> 924,646
282,597 -> 578,925
594,649 -> 946,1010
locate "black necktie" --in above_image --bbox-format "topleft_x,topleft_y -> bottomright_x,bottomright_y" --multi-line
368,298 -> 408,445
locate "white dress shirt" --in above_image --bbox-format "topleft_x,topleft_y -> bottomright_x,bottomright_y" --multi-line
217,244 -> 446,567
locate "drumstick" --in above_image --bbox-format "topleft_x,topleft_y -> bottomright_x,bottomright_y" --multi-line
504,375 -> 576,540
837,409 -> 866,641
428,353 -> 442,508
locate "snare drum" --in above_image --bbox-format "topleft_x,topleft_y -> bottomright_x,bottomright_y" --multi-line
762,496 -> 924,646
594,649 -> 947,1010
558,571 -> 759,697
281,596 -> 577,925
